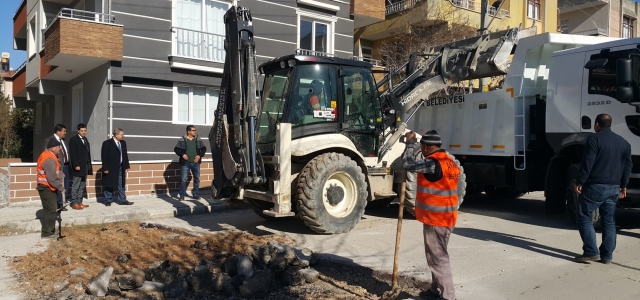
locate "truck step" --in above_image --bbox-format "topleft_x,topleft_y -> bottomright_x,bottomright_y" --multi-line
244,189 -> 276,202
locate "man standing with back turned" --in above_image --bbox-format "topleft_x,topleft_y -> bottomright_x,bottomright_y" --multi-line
574,113 -> 632,264
174,125 -> 206,201
36,138 -> 64,239
403,130 -> 462,300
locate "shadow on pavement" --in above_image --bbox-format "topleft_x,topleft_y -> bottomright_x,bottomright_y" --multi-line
453,227 -> 577,261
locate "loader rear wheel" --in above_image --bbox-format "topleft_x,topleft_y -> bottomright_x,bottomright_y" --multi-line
297,153 -> 367,234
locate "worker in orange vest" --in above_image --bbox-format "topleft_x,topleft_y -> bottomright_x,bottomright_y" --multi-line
36,138 -> 65,239
403,130 -> 463,300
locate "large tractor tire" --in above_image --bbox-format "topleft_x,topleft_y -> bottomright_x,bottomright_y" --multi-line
297,153 -> 368,234
565,164 -> 601,228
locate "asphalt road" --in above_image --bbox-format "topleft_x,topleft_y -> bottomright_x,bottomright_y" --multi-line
150,192 -> 640,300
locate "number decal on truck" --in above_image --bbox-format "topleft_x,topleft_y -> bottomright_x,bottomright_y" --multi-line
587,101 -> 611,106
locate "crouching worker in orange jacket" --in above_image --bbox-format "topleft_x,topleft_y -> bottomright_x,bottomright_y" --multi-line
402,130 -> 463,300
37,138 -> 65,239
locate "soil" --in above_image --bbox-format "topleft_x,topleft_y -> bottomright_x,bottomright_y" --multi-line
8,221 -> 425,300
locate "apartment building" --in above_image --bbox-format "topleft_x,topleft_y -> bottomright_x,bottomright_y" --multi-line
559,0 -> 640,38
353,0 -> 559,63
12,0 -> 359,163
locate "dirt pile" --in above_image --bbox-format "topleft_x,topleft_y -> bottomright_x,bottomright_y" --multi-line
9,221 -> 424,299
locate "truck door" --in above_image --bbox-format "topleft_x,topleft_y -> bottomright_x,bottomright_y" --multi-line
340,67 -> 382,157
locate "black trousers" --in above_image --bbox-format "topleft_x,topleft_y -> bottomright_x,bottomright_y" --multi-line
38,187 -> 57,237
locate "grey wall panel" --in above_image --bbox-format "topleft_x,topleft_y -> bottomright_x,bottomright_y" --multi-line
253,20 -> 297,43
113,120 -> 211,138
123,36 -> 171,61
111,0 -> 172,21
335,19 -> 354,36
245,1 -> 296,25
254,38 -> 297,58
117,13 -> 172,41
122,136 -> 184,154
334,34 -> 353,53
112,58 -> 222,86
113,85 -> 173,106
112,103 -> 172,121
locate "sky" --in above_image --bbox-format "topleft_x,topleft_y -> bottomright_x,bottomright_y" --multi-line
1,0 -> 26,69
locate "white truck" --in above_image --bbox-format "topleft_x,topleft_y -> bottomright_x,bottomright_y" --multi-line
405,32 -> 640,225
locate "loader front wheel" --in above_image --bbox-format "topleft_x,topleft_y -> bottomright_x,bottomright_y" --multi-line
297,153 -> 367,234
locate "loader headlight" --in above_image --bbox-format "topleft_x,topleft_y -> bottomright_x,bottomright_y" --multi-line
287,59 -> 296,67
280,61 -> 286,69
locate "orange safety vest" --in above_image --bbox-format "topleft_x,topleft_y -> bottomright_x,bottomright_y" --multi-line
36,151 -> 60,192
415,150 -> 461,227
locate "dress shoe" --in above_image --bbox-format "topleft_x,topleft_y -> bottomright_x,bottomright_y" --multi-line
192,195 -> 201,200
71,203 -> 83,210
574,255 -> 600,263
119,201 -> 134,205
104,202 -> 112,207
59,207 -> 68,211
179,195 -> 185,201
81,204 -> 89,208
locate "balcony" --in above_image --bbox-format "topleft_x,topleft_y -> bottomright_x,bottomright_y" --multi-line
448,0 -> 510,18
559,0 -> 608,12
573,27 -> 609,36
12,62 -> 26,98
351,0 -> 386,28
13,0 -> 27,51
172,27 -> 225,62
41,8 -> 123,81
386,0 -> 420,15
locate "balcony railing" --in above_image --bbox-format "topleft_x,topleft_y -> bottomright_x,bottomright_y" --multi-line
449,0 -> 510,18
386,0 -> 419,15
350,56 -> 383,67
558,0 -> 609,10
574,27 -> 608,36
173,27 -> 225,62
295,49 -> 335,57
45,8 -> 115,30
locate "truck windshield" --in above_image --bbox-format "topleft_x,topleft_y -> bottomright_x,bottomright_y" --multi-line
257,69 -> 290,143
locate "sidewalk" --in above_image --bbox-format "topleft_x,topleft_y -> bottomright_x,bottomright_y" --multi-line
0,194 -> 247,233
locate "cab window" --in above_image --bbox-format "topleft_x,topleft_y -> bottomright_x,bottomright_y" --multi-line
286,64 -> 338,126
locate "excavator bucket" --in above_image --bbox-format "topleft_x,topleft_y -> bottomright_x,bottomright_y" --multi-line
392,26 -> 538,114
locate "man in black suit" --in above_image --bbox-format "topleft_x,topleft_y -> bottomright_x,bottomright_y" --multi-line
101,128 -> 133,206
43,124 -> 70,210
68,123 -> 93,210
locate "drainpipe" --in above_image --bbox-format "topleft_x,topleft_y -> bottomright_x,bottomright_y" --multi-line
108,66 -> 113,139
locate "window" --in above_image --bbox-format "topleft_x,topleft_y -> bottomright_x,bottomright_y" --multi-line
257,69 -> 290,143
28,16 -> 36,59
527,0 -> 540,20
174,85 -> 219,125
586,50 -> 640,99
623,16 -> 634,38
361,46 -> 373,59
297,11 -> 335,56
286,64 -> 338,126
174,0 -> 229,61
35,102 -> 42,134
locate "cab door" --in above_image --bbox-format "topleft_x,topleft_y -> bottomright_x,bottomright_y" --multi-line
340,67 -> 382,157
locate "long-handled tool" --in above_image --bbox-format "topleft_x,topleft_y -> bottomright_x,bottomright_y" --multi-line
383,171 -> 407,299
55,192 -> 67,239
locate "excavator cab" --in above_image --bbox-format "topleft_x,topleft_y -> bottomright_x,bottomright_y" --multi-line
256,54 -> 383,157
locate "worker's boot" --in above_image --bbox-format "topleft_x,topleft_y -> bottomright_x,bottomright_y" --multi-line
419,289 -> 440,300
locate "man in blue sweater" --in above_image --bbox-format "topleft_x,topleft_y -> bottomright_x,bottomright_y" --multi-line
574,114 -> 632,264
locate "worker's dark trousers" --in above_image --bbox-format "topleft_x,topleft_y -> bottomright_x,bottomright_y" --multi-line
424,224 -> 455,300
38,187 -> 58,238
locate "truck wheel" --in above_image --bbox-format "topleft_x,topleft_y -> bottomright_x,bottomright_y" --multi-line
484,186 -> 525,199
247,199 -> 281,221
565,164 -> 601,228
297,153 -> 368,234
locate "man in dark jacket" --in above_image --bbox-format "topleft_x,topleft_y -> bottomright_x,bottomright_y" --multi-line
101,128 -> 133,206
174,125 -> 206,201
574,114 -> 632,264
68,123 -> 93,210
43,124 -> 70,210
